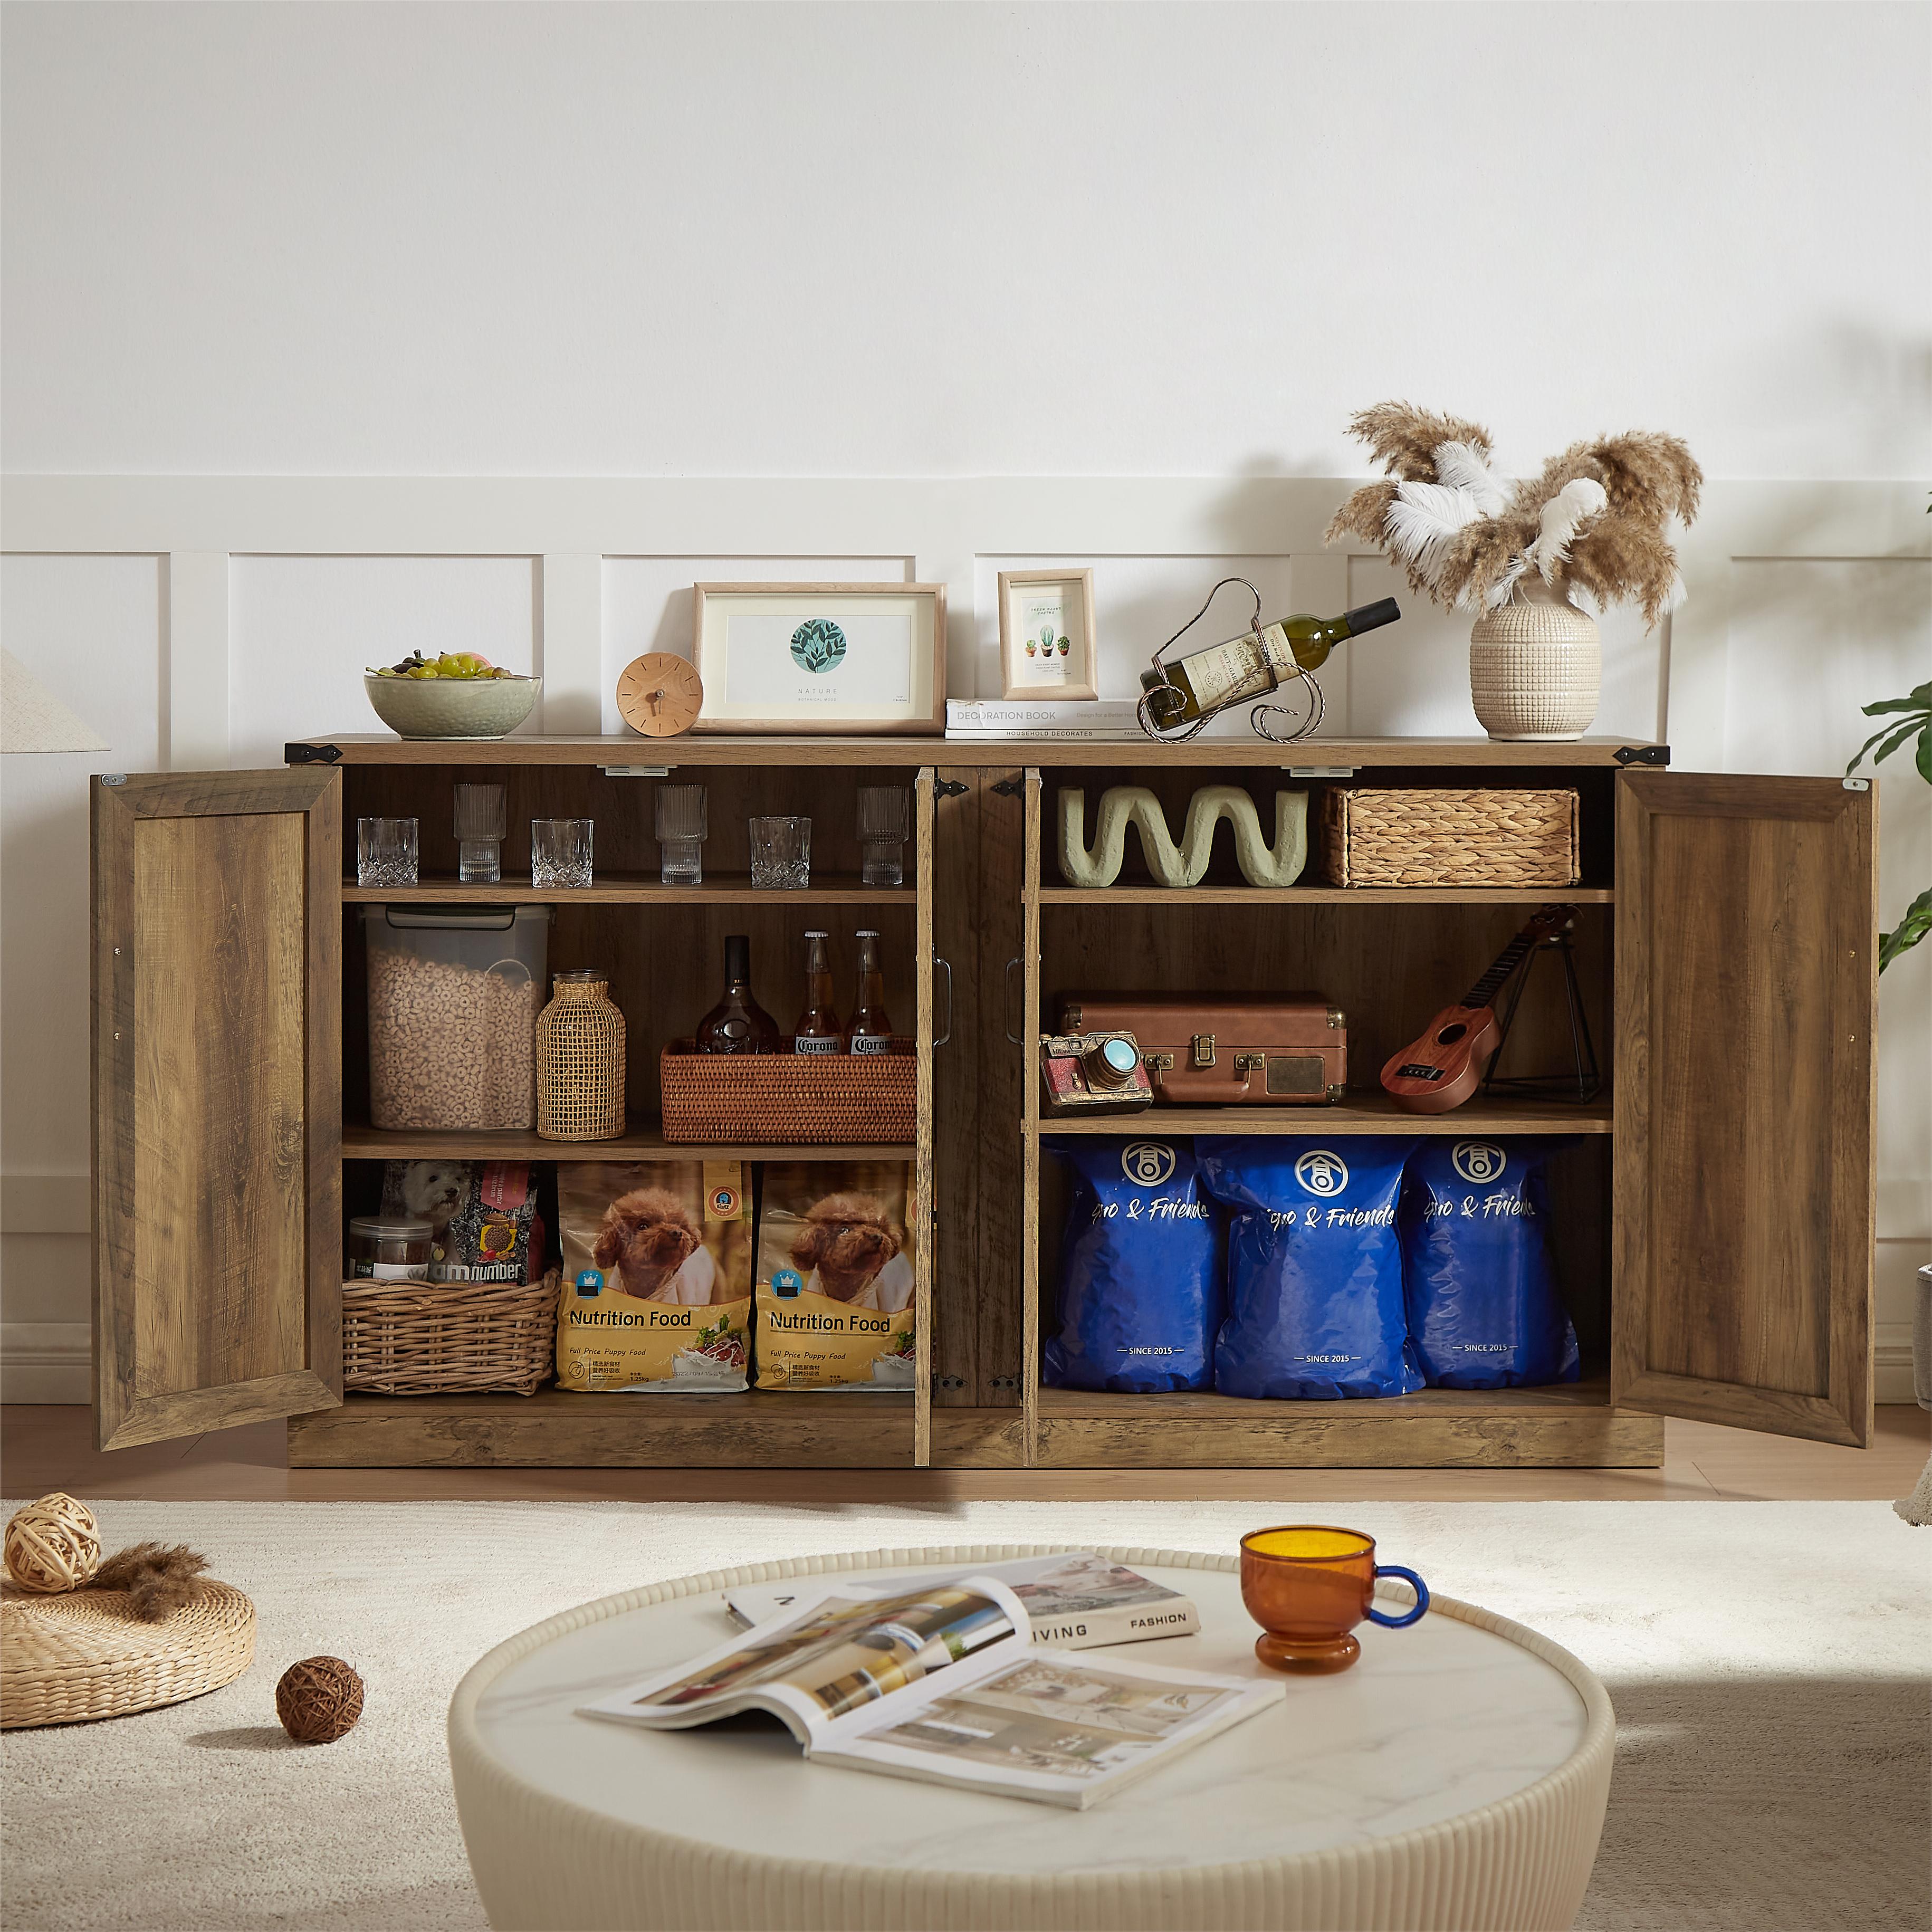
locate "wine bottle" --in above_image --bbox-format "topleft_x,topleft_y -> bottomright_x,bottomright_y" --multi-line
791,931 -> 844,1056
1140,598 -> 1401,730
845,930 -> 894,1056
695,933 -> 780,1055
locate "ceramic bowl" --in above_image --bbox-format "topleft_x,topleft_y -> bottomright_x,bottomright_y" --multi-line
364,672 -> 541,741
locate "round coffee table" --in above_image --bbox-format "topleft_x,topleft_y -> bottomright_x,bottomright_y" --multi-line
448,1544 -> 1613,1931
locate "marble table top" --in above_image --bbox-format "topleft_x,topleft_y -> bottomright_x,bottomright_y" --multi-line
468,1554 -> 1591,1877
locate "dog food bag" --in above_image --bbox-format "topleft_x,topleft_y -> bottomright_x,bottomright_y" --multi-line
754,1163 -> 916,1392
555,1163 -> 752,1392
1198,1136 -> 1422,1400
1400,1137 -> 1581,1388
1042,1139 -> 1221,1393
380,1161 -> 543,1284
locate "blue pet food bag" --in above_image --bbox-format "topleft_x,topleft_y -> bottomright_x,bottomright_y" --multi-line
1043,1138 -> 1222,1393
1198,1136 -> 1421,1400
1400,1137 -> 1580,1389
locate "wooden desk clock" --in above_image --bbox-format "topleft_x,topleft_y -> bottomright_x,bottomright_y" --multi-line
615,653 -> 703,737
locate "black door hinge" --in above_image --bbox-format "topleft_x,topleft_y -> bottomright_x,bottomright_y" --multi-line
934,779 -> 969,799
991,777 -> 1023,797
1613,744 -> 1670,767
935,1375 -> 967,1392
989,1374 -> 1022,1393
286,742 -> 343,766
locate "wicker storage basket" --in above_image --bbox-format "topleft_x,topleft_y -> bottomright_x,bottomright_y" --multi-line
659,1041 -> 915,1143
537,972 -> 626,1141
2,1580 -> 255,1728
1318,787 -> 1579,888
342,1270 -> 561,1396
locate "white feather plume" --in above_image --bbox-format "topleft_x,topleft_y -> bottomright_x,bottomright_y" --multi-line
1525,478 -> 1608,584
1431,440 -> 1512,517
1481,554 -> 1529,610
1383,480 -> 1484,588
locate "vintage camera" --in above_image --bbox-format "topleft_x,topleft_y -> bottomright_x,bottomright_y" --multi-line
1039,1030 -> 1154,1116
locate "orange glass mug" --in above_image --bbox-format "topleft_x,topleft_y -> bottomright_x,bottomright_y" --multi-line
1240,1525 -> 1430,1673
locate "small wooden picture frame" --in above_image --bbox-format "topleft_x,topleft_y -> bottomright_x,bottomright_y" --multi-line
691,582 -> 946,736
998,569 -> 1098,702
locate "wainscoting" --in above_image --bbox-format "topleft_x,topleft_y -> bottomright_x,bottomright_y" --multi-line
3,475 -> 1926,1403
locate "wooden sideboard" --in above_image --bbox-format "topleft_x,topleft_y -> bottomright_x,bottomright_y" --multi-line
89,733 -> 1877,1473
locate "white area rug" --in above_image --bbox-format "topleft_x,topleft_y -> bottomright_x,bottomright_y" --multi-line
2,1499 -> 1926,1932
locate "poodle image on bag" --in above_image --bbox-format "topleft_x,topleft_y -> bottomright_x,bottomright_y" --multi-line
791,1192 -> 914,1313
592,1187 -> 727,1304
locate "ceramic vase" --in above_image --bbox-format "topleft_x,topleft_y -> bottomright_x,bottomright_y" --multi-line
1468,578 -> 1600,741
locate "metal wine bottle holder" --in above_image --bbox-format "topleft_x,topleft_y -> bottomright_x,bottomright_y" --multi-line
1135,577 -> 1325,745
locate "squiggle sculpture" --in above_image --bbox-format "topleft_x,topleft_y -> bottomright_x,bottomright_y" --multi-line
1057,785 -> 1308,888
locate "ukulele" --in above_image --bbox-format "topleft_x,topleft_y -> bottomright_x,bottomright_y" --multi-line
1380,905 -> 1576,1114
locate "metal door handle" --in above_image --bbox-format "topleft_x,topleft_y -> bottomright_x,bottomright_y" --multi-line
933,956 -> 953,1047
1005,957 -> 1024,1045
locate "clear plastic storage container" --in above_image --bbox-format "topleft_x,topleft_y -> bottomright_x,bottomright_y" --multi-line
362,905 -> 552,1130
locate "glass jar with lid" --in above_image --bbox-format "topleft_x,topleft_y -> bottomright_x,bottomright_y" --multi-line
348,1216 -> 434,1281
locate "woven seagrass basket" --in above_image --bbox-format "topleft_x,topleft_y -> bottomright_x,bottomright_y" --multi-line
342,1270 -> 561,1396
1318,787 -> 1579,889
1,1580 -> 255,1728
536,972 -> 626,1141
659,1041 -> 915,1143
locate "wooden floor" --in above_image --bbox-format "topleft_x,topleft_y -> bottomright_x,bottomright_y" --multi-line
5,1403 -> 1925,1503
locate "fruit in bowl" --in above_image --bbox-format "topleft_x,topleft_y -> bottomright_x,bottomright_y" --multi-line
364,653 -> 541,740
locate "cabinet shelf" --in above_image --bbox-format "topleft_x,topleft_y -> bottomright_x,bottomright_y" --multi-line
287,1387 -> 913,1468
341,872 -> 913,905
341,1117 -> 915,1163
1037,885 -> 1613,906
1032,1093 -> 1612,1136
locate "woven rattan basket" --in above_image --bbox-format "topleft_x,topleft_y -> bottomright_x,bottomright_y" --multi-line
659,1041 -> 915,1143
1,1580 -> 255,1728
1318,787 -> 1579,888
342,1270 -> 561,1396
537,972 -> 626,1141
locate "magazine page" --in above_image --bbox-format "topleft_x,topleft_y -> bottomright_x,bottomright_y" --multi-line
812,1647 -> 1284,1810
725,1552 -> 1199,1649
579,1574 -> 1031,1744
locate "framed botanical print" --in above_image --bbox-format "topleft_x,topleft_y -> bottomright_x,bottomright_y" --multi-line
691,583 -> 947,735
998,568 -> 1098,702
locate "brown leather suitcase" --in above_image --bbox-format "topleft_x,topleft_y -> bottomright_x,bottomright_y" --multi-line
1055,994 -> 1346,1105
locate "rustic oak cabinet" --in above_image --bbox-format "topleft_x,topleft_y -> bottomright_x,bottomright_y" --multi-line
90,734 -> 1877,1472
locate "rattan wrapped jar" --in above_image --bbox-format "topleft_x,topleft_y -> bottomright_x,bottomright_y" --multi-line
1469,579 -> 1601,741
536,970 -> 626,1141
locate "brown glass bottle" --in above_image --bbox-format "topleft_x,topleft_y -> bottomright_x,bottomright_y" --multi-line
695,933 -> 780,1055
846,929 -> 894,1056
791,931 -> 843,1056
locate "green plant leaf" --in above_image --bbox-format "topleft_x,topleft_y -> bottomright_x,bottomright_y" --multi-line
1858,691 -> 1932,716
1879,885 -> 1932,971
1847,711 -> 1931,774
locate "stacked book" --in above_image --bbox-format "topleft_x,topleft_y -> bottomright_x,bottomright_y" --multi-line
945,700 -> 1144,741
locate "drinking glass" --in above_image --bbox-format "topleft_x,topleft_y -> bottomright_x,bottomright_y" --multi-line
1239,1525 -> 1428,1674
655,784 -> 708,886
454,784 -> 506,884
357,817 -> 419,888
532,818 -> 595,889
748,816 -> 810,890
856,786 -> 911,888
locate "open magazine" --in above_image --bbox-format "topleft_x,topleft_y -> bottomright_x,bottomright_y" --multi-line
579,1573 -> 1279,1809
723,1551 -> 1200,1649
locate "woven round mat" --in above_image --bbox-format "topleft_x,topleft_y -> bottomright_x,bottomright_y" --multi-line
1,1580 -> 255,1729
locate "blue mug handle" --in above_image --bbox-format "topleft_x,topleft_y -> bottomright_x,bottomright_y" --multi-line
1365,1565 -> 1429,1629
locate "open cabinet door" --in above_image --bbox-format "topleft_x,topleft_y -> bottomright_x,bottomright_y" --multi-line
1614,772 -> 1874,1446
93,769 -> 343,1449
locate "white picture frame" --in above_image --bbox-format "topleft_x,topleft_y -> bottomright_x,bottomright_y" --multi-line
691,582 -> 947,736
998,568 -> 1098,702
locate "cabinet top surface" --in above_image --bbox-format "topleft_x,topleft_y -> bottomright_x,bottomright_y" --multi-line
465,1548 -> 1594,1870
306,733 -> 1659,769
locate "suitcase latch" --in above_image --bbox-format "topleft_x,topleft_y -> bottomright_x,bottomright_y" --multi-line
1190,1033 -> 1217,1069
1234,1051 -> 1266,1077
1142,1051 -> 1174,1073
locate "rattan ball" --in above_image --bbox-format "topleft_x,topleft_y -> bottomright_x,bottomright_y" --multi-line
275,1656 -> 365,1744
4,1493 -> 102,1594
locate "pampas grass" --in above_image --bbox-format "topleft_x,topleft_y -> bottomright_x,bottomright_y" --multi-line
1327,403 -> 1701,625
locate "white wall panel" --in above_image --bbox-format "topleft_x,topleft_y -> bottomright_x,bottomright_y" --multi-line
600,558 -> 909,735
228,555 -> 541,766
